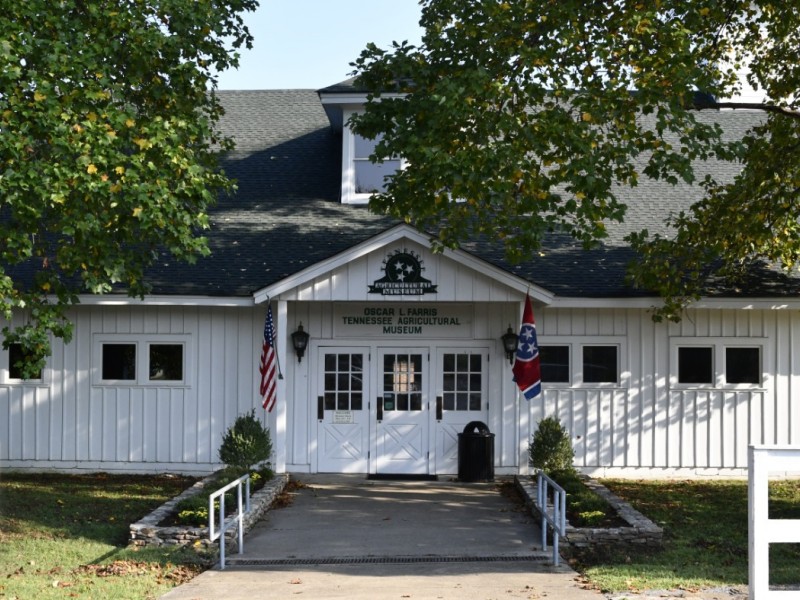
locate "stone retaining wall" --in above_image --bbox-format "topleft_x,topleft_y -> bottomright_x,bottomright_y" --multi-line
515,475 -> 663,551
129,473 -> 289,550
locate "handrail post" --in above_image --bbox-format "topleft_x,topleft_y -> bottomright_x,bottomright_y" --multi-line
534,470 -> 567,567
237,484 -> 244,555
208,473 -> 252,570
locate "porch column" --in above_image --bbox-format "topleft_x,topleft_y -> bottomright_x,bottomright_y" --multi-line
275,299 -> 288,473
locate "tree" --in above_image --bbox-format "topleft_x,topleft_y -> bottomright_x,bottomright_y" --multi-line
0,0 -> 257,377
349,0 -> 800,320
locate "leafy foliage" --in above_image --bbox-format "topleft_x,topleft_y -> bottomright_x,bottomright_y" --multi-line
0,0 -> 257,376
218,410 -> 273,474
529,416 -> 575,474
350,0 -> 800,320
172,466 -> 273,527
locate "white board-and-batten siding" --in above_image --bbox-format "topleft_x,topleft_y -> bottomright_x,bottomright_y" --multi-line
2,243 -> 798,477
0,305 -> 267,473
534,306 -> 798,476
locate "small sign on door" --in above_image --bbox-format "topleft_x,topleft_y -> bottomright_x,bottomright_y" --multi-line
333,410 -> 355,424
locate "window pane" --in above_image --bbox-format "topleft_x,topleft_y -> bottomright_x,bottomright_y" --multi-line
678,347 -> 713,384
443,373 -> 455,391
469,393 -> 481,411
354,159 -> 400,194
354,133 -> 379,158
443,354 -> 455,371
726,347 -> 760,384
583,346 -> 617,383
9,343 -> 42,380
441,352 -> 482,411
149,344 -> 183,381
103,344 -> 136,380
322,353 -> 364,411
540,345 -> 570,383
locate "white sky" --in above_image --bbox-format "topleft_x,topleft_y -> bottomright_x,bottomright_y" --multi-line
215,0 -> 423,90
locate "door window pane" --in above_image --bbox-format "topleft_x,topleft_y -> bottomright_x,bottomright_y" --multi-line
442,352 -> 482,411
726,347 -> 760,384
323,353 -> 364,411
102,344 -> 136,380
149,344 -> 183,381
540,345 -> 570,383
382,353 -> 423,412
678,347 -> 713,384
583,346 -> 618,383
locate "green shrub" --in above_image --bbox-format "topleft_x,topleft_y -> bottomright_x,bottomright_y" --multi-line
171,463 -> 275,527
218,409 -> 273,473
174,493 -> 216,527
576,510 -> 607,527
529,416 -> 575,475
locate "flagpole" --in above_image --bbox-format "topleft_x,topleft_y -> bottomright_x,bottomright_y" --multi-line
266,296 -> 284,380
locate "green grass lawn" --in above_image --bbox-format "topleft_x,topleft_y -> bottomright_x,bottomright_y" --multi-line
0,472 -> 207,600
577,479 -> 800,594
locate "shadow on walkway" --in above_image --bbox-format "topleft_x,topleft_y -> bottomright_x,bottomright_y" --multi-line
161,474 -> 606,600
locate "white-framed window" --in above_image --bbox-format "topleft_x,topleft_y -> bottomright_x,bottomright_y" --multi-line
670,338 -> 765,388
2,342 -> 46,384
537,337 -> 627,387
93,334 -> 190,386
342,112 -> 402,205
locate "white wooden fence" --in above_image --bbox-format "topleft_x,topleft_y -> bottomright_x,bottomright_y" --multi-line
748,445 -> 800,599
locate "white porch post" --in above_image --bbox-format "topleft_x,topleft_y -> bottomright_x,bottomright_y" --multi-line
275,299 -> 288,473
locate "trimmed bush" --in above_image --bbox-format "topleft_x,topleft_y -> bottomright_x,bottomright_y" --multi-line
528,416 -> 575,475
218,409 -> 273,474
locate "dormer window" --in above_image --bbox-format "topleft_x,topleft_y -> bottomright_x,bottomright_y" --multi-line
317,83 -> 405,205
354,133 -> 400,195
343,129 -> 401,204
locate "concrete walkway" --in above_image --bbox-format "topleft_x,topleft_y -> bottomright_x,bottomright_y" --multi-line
161,475 -> 606,600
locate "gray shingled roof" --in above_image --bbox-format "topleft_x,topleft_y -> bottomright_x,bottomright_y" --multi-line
143,89 -> 800,299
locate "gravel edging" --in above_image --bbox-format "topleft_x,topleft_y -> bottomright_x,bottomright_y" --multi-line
129,472 -> 290,551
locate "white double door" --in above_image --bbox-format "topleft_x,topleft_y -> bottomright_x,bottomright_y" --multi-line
316,345 -> 488,475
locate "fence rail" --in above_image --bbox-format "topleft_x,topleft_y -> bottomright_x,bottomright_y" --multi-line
748,445 -> 800,599
209,474 -> 251,570
534,470 -> 567,566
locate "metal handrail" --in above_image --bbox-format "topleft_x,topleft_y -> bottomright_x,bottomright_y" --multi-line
535,470 -> 567,566
208,473 -> 251,570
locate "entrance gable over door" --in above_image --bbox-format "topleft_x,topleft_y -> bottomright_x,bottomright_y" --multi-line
254,225 -> 552,305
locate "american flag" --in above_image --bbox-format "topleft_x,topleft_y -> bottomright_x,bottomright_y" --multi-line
259,306 -> 278,412
512,294 -> 542,400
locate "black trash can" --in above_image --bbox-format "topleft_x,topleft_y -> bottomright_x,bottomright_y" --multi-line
457,421 -> 495,482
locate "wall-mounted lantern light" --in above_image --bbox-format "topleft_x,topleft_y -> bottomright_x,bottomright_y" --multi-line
291,323 -> 310,363
501,325 -> 518,364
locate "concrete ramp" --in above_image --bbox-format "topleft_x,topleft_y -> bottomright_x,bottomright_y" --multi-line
235,475 -> 547,565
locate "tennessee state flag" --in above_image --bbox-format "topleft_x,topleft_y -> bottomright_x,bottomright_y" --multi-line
512,294 -> 542,400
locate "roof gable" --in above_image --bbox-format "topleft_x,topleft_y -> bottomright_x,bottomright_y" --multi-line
254,224 -> 553,305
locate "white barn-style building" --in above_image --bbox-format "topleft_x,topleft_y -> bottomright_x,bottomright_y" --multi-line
3,82 -> 799,477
